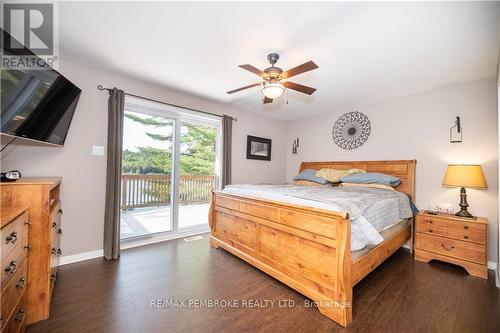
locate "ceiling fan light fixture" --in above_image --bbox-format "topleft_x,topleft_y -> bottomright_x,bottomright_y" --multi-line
261,82 -> 285,99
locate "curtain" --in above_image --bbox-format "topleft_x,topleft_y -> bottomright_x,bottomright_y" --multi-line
221,115 -> 232,188
103,88 -> 125,260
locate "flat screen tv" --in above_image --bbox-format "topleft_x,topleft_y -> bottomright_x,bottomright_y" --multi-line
1,36 -> 81,146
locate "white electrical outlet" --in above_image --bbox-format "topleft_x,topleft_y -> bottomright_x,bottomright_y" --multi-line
92,145 -> 105,156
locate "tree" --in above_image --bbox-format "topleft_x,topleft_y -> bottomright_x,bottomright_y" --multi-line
122,112 -> 216,176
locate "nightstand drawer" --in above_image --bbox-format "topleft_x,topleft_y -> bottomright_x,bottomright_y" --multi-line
416,216 -> 447,237
416,215 -> 486,244
447,221 -> 486,244
416,233 -> 485,264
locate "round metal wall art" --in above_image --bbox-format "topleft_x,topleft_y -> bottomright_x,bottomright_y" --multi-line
332,111 -> 371,150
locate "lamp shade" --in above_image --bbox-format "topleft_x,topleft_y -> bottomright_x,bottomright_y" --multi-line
442,164 -> 487,189
261,82 -> 285,99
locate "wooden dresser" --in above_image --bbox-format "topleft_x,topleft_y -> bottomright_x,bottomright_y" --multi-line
0,178 -> 62,324
1,207 -> 30,333
415,211 -> 488,279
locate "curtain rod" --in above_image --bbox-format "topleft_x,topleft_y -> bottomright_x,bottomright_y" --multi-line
97,85 -> 237,121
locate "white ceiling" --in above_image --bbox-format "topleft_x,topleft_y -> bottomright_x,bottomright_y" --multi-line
59,2 -> 500,122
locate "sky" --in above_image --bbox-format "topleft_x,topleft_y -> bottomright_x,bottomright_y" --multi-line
122,112 -> 173,152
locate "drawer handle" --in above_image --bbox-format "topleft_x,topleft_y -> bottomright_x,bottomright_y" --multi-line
5,231 -> 18,244
441,244 -> 455,251
52,222 -> 57,229
428,229 -> 433,233
464,235 -> 469,239
16,277 -> 26,289
464,225 -> 469,230
57,249 -> 62,255
24,220 -> 32,226
58,228 -> 63,235
5,261 -> 17,274
51,248 -> 57,255
58,208 -> 63,215
14,308 -> 24,322
23,245 -> 31,250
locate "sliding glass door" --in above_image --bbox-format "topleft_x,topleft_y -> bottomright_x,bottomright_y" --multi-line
178,121 -> 219,231
120,97 -> 220,241
120,110 -> 175,239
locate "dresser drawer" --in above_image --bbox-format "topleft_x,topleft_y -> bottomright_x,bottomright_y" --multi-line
4,293 -> 26,333
1,212 -> 28,264
1,259 -> 27,332
1,242 -> 27,291
416,233 -> 486,264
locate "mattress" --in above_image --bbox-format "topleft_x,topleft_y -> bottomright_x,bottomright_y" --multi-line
222,184 -> 413,251
351,219 -> 410,261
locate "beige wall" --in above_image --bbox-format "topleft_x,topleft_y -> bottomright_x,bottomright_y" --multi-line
1,59 -> 287,256
286,78 -> 499,264
2,60 -> 498,267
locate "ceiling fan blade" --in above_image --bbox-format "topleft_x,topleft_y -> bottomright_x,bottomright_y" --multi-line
238,64 -> 265,77
226,83 -> 261,94
263,96 -> 273,104
282,61 -> 319,79
283,81 -> 317,95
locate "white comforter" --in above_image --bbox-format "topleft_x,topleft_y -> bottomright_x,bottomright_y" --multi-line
223,184 -> 412,251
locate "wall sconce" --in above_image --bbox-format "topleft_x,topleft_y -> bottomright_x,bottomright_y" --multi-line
292,137 -> 299,154
450,116 -> 462,143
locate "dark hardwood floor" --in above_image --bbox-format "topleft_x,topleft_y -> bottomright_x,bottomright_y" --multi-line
28,234 -> 500,333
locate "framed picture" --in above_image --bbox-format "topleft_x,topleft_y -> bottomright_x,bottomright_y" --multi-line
246,135 -> 272,161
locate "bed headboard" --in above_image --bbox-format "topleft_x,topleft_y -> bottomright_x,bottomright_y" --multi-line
299,160 -> 417,199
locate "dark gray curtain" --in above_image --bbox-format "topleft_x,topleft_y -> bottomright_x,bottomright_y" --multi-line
221,115 -> 232,188
103,88 -> 125,260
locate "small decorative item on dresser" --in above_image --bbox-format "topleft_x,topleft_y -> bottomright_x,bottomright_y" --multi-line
442,164 -> 487,218
415,211 -> 488,279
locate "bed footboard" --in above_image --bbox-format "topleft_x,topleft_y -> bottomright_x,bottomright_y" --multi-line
208,191 -> 353,327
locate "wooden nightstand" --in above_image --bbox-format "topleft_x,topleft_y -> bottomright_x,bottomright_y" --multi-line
414,211 -> 488,279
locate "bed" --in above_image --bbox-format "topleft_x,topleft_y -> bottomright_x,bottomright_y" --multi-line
208,160 -> 416,327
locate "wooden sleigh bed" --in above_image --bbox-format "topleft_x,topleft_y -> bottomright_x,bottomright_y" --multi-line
208,160 -> 416,327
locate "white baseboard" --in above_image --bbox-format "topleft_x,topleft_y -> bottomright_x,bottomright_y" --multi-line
58,229 -> 210,266
487,261 -> 497,271
59,249 -> 104,266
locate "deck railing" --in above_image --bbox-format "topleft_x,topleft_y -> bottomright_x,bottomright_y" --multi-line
121,174 -> 215,210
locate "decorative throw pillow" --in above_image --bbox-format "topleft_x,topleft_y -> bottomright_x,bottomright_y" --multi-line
315,168 -> 365,183
340,172 -> 401,186
340,182 -> 395,191
293,169 -> 330,185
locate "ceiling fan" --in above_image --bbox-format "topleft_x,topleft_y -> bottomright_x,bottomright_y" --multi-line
226,53 -> 319,104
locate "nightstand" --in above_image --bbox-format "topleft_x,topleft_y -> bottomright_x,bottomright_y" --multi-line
414,211 -> 488,279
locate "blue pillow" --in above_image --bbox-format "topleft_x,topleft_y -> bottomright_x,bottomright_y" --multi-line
340,172 -> 400,186
293,169 -> 329,185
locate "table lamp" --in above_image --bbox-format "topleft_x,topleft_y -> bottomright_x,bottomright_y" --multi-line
442,164 -> 487,218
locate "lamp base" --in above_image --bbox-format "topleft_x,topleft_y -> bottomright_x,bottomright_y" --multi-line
455,209 -> 474,219
455,187 -> 474,219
